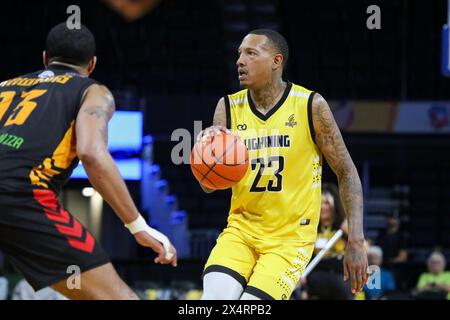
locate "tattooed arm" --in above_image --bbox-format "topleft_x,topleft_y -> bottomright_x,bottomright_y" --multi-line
76,84 -> 177,266
76,84 -> 136,222
312,93 -> 368,293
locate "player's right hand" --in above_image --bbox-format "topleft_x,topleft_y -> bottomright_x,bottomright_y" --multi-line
196,125 -> 232,146
134,231 -> 178,267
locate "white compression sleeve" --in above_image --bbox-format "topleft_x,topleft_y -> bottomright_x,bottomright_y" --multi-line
240,292 -> 261,300
201,272 -> 244,300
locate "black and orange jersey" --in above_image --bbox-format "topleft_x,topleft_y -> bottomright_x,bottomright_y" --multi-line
0,64 -> 97,195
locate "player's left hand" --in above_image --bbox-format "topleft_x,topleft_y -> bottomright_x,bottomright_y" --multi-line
343,238 -> 368,294
134,231 -> 178,267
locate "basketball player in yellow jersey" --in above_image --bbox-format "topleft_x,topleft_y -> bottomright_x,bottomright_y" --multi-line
197,29 -> 368,300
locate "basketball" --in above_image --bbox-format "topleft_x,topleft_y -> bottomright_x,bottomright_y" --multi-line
190,130 -> 249,190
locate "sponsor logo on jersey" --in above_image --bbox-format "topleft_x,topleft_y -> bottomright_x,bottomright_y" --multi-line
38,70 -> 55,78
0,133 -> 24,149
285,114 -> 297,127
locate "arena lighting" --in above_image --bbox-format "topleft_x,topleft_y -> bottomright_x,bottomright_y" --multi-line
71,111 -> 143,181
82,187 -> 95,197
73,158 -> 142,181
108,111 -> 143,152
442,1 -> 450,77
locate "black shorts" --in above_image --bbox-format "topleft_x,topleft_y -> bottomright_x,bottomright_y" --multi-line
0,189 -> 110,291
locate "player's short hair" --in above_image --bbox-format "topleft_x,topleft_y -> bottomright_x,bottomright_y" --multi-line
248,29 -> 289,67
45,22 -> 96,66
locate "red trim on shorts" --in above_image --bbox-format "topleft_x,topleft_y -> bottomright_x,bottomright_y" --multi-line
33,189 -> 95,253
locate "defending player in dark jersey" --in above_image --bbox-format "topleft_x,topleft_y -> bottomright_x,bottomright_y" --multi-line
0,23 -> 177,299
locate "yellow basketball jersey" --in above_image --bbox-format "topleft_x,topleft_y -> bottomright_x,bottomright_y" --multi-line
224,82 -> 322,242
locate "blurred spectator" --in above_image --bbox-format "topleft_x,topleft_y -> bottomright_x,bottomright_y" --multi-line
376,211 -> 408,264
12,279 -> 67,300
364,246 -> 396,300
300,183 -> 353,300
0,277 -> 7,300
0,267 -> 8,300
413,252 -> 450,300
314,183 -> 348,261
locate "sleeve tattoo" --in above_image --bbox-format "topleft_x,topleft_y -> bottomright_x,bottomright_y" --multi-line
313,94 -> 364,239
82,92 -> 115,145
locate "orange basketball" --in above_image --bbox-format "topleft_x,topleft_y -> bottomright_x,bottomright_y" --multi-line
190,130 -> 249,190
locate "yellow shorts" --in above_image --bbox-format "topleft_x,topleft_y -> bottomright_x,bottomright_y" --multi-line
203,226 -> 315,300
